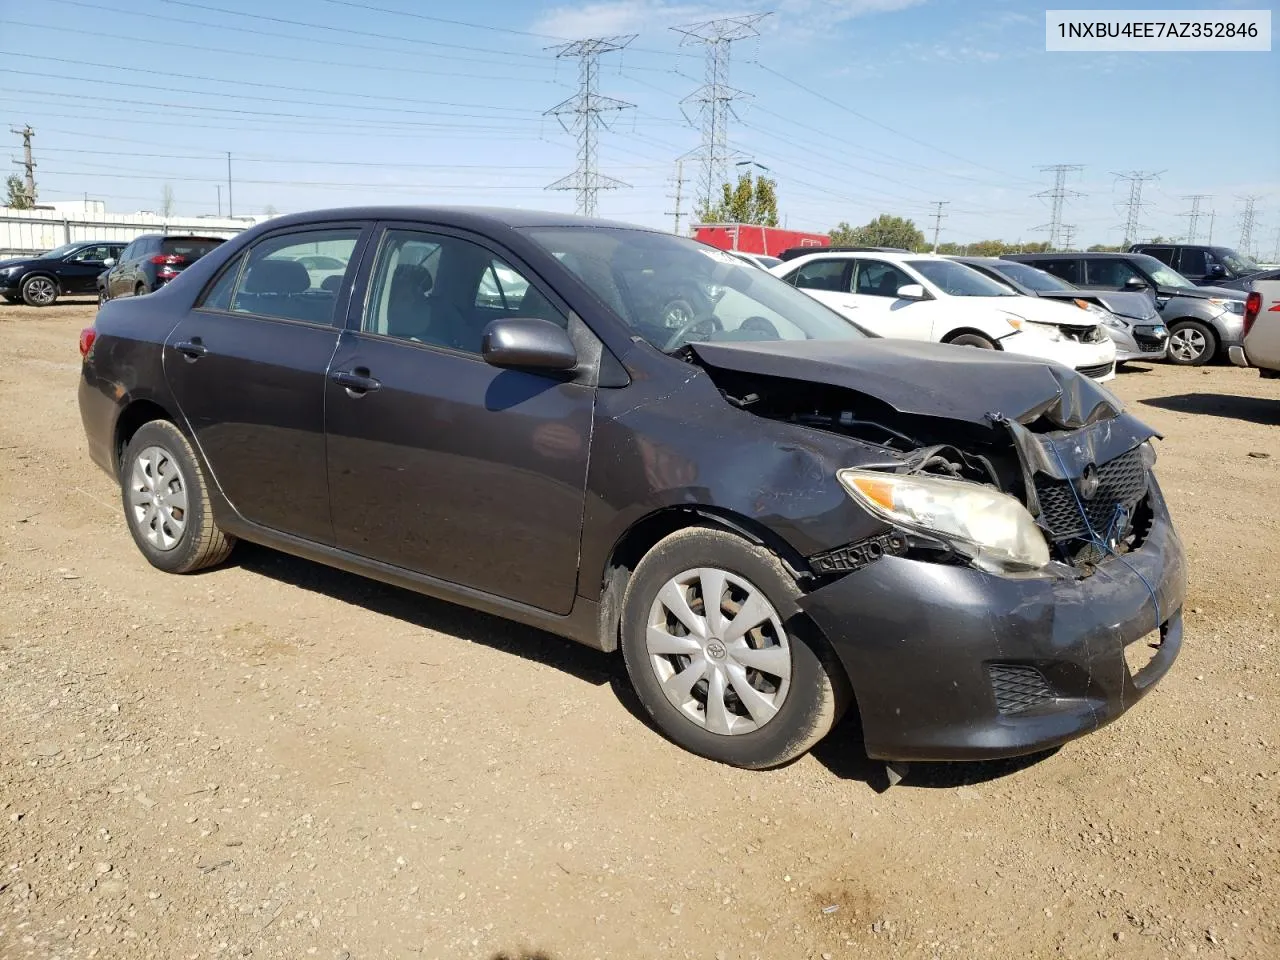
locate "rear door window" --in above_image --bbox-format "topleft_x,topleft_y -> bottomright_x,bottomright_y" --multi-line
1027,259 -> 1081,284
1084,259 -> 1145,288
228,229 -> 362,325
1142,246 -> 1177,266
854,260 -> 914,297
161,238 -> 224,262
791,259 -> 850,292
1177,248 -> 1209,277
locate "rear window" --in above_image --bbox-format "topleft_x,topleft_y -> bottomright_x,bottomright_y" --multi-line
161,238 -> 224,260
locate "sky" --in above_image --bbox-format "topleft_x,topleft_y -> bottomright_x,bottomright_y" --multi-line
1,0 -> 1277,253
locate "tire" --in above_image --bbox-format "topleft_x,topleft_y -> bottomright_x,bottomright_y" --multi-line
120,420 -> 235,574
1166,320 -> 1216,366
21,274 -> 58,307
946,332 -> 997,349
619,527 -> 848,769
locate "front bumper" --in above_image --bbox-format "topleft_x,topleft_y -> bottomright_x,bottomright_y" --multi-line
799,483 -> 1186,762
1110,322 -> 1169,362
1000,331 -> 1117,381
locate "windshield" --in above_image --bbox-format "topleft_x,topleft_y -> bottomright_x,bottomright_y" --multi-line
1132,254 -> 1194,288
908,259 -> 1017,297
989,260 -> 1077,293
1219,249 -> 1261,274
523,227 -> 868,352
39,242 -> 82,260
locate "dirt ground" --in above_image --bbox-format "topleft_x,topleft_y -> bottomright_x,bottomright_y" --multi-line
1,299 -> 1277,960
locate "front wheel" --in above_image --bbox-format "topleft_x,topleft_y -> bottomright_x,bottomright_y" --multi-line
21,275 -> 58,307
120,420 -> 235,573
619,527 -> 848,769
946,332 -> 997,349
1166,320 -> 1216,365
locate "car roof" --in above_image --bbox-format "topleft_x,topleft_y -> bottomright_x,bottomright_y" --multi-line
255,205 -> 658,234
1005,252 -> 1135,259
782,250 -> 936,266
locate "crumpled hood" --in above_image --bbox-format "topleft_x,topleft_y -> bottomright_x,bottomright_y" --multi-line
1041,289 -> 1159,322
689,337 -> 1123,430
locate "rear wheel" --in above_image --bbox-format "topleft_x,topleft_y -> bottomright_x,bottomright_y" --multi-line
619,527 -> 848,769
946,332 -> 996,349
1166,320 -> 1216,365
134,282 -> 147,298
120,420 -> 235,574
21,275 -> 57,307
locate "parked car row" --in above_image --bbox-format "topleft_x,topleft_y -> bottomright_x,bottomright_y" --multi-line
0,235 -> 226,307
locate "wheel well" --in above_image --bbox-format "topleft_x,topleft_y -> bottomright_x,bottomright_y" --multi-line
593,506 -> 812,653
942,327 -> 1002,348
22,271 -> 60,291
113,399 -> 173,472
1168,316 -> 1217,337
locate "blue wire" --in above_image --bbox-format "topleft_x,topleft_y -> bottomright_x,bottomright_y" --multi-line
1047,444 -> 1162,633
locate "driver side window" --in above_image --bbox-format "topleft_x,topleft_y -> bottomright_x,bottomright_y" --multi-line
854,260 -> 913,298
1085,259 -> 1143,288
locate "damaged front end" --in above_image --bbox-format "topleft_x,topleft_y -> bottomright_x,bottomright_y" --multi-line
688,338 -> 1160,580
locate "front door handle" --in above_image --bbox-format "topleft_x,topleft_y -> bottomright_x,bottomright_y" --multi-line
330,368 -> 381,397
173,338 -> 207,361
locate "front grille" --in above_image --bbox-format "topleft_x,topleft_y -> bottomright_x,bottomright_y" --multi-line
1133,325 -> 1169,352
1075,360 -> 1115,380
988,664 -> 1054,714
1034,447 -> 1148,543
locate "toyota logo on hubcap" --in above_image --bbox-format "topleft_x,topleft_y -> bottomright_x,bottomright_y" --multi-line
706,639 -> 727,661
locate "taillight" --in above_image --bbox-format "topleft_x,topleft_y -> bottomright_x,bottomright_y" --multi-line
1243,291 -> 1261,337
149,254 -> 186,265
79,327 -> 96,358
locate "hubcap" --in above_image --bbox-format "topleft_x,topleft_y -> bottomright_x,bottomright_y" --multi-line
1169,327 -> 1206,361
26,277 -> 55,305
127,445 -> 189,551
646,567 -> 792,736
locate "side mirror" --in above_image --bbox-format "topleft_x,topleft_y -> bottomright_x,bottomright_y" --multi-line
1207,263 -> 1226,278
102,258 -> 116,267
896,283 -> 927,300
481,317 -> 577,372
1122,276 -> 1149,290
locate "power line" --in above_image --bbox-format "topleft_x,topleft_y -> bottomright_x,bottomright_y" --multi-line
1032,164 -> 1084,250
543,36 -> 637,217
1113,170 -> 1163,245
1180,194 -> 1211,242
672,13 -> 770,215
313,0 -> 569,40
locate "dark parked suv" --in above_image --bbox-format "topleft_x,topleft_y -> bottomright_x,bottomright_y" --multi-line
1130,243 -> 1264,287
78,206 -> 1185,772
99,234 -> 226,302
0,240 -> 126,306
1004,251 -> 1247,365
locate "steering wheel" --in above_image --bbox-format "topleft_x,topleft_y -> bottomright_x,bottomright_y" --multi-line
663,314 -> 722,351
740,315 -> 779,338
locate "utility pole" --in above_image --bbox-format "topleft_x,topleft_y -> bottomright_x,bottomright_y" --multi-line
1033,164 -> 1084,250
672,13 -> 770,217
10,124 -> 36,204
1271,226 -> 1280,264
1237,195 -> 1260,255
928,200 -> 949,252
216,184 -> 221,217
543,35 -> 636,217
1180,194 -> 1211,242
1207,208 -> 1216,244
666,159 -> 687,235
226,152 -> 234,218
1114,170 -> 1163,246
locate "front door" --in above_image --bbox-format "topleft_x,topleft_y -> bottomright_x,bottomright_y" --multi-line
60,244 -> 114,294
163,223 -> 369,542
844,259 -> 937,340
324,225 -> 595,615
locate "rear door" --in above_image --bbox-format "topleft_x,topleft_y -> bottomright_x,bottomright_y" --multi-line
324,222 -> 595,614
163,223 -> 370,542
783,257 -> 854,316
107,242 -> 136,298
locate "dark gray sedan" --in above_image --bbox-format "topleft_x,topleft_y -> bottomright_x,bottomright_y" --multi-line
77,206 -> 1185,772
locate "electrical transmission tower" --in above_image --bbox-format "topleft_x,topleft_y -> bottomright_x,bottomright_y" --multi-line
1180,194 -> 1211,242
543,35 -> 636,217
1060,224 -> 1077,251
10,124 -> 36,204
1207,208 -> 1217,243
666,159 -> 688,235
1033,164 -> 1084,250
1113,170 -> 1163,246
1237,196 -> 1260,255
672,13 -> 770,215
929,201 -> 949,252
1271,226 -> 1280,264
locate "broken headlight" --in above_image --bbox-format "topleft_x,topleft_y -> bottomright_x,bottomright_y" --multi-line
837,468 -> 1050,575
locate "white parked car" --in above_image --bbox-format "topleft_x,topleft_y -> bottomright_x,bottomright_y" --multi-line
727,251 -> 784,271
1229,280 -> 1280,380
771,252 -> 1118,381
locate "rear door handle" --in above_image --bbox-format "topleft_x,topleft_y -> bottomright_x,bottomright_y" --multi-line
173,338 -> 207,360
330,368 -> 381,397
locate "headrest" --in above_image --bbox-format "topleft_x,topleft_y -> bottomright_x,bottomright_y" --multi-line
243,258 -> 310,295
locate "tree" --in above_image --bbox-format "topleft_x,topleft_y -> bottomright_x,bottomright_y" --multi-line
828,214 -> 925,251
697,171 -> 778,226
5,174 -> 33,209
160,183 -> 175,218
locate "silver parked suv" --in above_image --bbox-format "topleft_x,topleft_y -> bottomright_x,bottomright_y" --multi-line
1003,252 -> 1247,366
